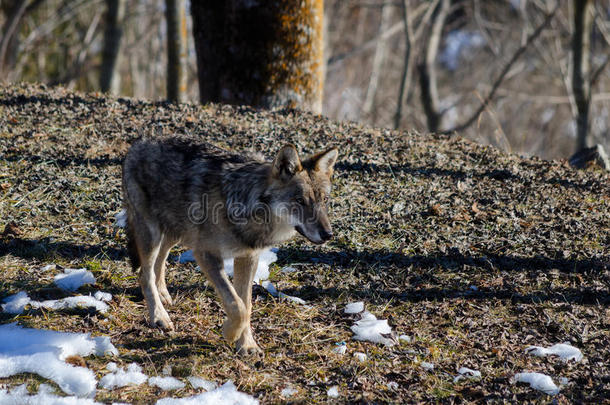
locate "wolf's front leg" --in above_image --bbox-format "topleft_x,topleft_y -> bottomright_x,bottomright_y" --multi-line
193,250 -> 248,346
233,253 -> 261,355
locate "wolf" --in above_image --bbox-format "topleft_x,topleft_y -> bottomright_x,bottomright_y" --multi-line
122,137 -> 338,355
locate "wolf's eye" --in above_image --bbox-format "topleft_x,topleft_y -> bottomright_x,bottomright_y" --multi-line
295,197 -> 305,205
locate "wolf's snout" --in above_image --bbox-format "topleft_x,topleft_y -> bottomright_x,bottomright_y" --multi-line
319,228 -> 333,242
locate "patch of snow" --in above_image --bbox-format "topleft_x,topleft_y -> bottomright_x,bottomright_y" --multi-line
54,268 -> 96,291
353,352 -> 367,362
261,281 -> 307,305
0,323 -> 117,397
454,367 -> 481,382
525,343 -> 583,362
187,376 -> 217,391
280,386 -> 297,397
281,266 -> 297,273
149,376 -> 186,391
94,291 -> 112,302
398,334 -> 411,343
387,381 -> 398,390
99,363 -> 148,390
2,291 -> 109,314
178,249 -> 277,284
350,311 -> 395,346
344,301 -> 364,314
332,343 -> 347,355
114,209 -> 127,228
420,362 -> 434,371
41,264 -> 56,272
514,372 -> 560,395
1,291 -> 31,313
155,381 -> 258,405
0,384 -> 102,405
326,386 -> 339,398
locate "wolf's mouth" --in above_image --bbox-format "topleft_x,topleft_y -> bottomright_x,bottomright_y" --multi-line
295,225 -> 324,245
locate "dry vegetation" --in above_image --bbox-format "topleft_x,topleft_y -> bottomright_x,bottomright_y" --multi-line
1,82 -> 609,403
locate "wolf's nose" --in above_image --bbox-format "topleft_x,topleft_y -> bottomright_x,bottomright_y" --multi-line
320,229 -> 333,241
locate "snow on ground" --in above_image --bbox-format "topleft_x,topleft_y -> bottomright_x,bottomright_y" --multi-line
0,384 -> 102,405
514,372 -> 560,395
346,303 -> 395,346
327,386 -> 339,398
420,362 -> 435,371
0,323 -> 117,397
353,352 -> 367,362
280,386 -> 297,397
155,381 -> 258,405
331,342 -> 347,355
179,248 -> 278,283
149,376 -> 186,391
261,280 -> 307,305
99,363 -> 148,390
453,367 -> 481,382
525,343 -> 584,362
114,209 -> 127,228
344,301 -> 364,314
54,268 -> 96,291
186,376 -> 217,391
93,291 -> 113,302
2,291 -> 109,314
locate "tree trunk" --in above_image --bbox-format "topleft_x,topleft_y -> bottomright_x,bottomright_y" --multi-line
418,0 -> 449,133
394,0 -> 414,130
191,0 -> 324,113
362,2 -> 392,115
165,0 -> 188,103
572,0 -> 593,152
0,0 -> 28,76
100,0 -> 126,95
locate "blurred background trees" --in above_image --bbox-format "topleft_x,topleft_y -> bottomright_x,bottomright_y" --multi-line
0,0 -> 609,160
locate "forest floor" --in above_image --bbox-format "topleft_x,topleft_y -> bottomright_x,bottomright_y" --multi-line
1,83 -> 609,404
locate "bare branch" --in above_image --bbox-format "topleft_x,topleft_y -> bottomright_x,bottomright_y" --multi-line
440,3 -> 560,135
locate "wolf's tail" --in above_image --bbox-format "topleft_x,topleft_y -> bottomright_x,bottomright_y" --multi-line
125,212 -> 141,272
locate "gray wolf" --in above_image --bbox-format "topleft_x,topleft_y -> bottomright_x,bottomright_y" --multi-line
122,137 -> 338,355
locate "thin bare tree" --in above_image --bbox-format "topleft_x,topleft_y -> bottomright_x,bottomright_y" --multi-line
394,0 -> 414,129
191,0 -> 325,113
572,0 -> 593,151
165,0 -> 187,103
0,0 -> 28,76
417,0 -> 450,132
100,0 -> 126,94
363,2 -> 392,115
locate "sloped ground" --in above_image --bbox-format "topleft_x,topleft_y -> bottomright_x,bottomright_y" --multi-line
0,82 -> 609,403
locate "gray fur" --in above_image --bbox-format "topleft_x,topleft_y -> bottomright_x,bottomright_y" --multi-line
122,136 -> 337,355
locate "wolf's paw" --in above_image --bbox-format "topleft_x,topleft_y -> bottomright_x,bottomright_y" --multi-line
222,318 -> 246,343
158,287 -> 173,306
236,328 -> 261,356
150,310 -> 174,331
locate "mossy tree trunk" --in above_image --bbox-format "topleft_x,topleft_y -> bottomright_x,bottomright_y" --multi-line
191,0 -> 324,113
165,0 -> 188,103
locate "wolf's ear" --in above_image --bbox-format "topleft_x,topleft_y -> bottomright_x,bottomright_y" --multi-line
272,144 -> 302,181
310,148 -> 338,176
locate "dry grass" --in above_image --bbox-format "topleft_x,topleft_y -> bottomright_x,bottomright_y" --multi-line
0,83 -> 609,403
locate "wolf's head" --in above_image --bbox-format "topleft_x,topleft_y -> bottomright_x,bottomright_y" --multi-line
267,144 -> 338,244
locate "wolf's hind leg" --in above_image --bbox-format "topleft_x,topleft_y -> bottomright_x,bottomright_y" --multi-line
193,250 -> 247,344
132,215 -> 174,331
233,253 -> 261,355
154,235 -> 176,306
